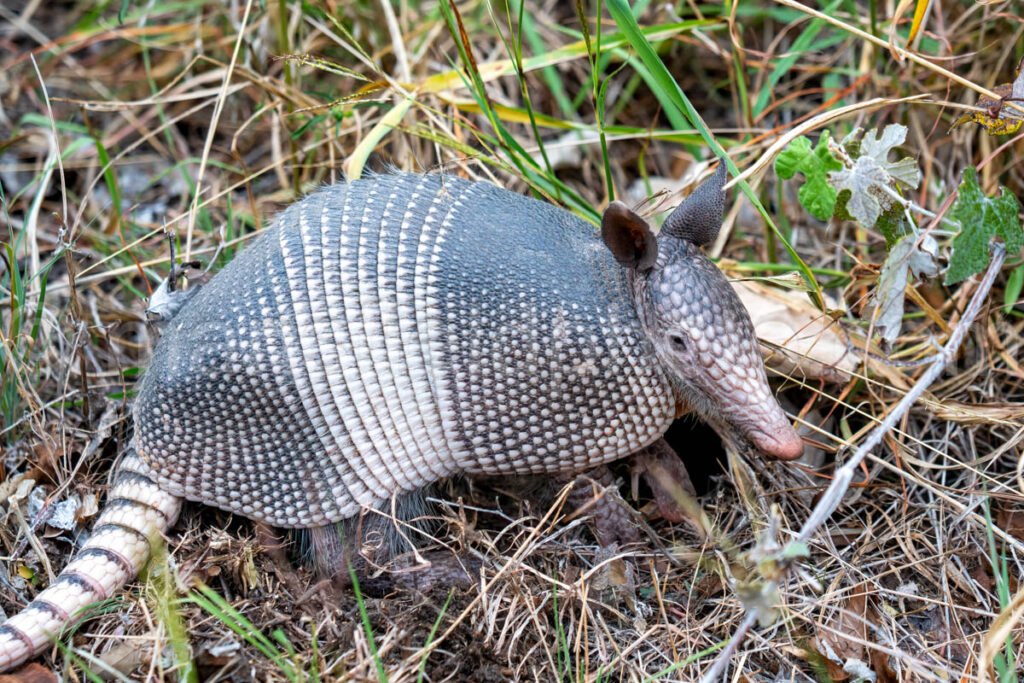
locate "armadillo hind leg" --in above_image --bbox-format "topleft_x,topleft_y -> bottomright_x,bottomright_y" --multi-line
298,487 -> 478,595
566,467 -> 642,547
301,524 -> 351,582
298,488 -> 431,581
0,449 -> 181,672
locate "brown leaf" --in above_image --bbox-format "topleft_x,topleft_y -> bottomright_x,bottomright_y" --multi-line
589,544 -> 639,616
0,663 -> 59,683
871,646 -> 898,683
590,545 -> 635,593
816,588 -> 870,669
731,280 -> 858,383
972,561 -> 996,593
997,505 -> 1024,543
95,637 -> 151,677
811,585 -> 896,681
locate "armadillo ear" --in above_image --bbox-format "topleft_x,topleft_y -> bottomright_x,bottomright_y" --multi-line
601,201 -> 658,271
661,162 -> 728,247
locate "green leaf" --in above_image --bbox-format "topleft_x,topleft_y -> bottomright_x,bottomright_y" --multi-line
830,124 -> 920,228
775,133 -> 842,221
781,541 -> 811,560
945,167 -> 1024,285
837,190 -> 909,247
1005,263 -> 1024,314
874,206 -> 910,248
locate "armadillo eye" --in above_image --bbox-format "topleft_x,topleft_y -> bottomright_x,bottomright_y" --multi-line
669,334 -> 687,350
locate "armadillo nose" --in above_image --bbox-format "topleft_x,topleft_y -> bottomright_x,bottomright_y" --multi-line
750,424 -> 804,461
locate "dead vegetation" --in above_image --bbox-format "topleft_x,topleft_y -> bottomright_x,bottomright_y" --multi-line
1,0 -> 1023,681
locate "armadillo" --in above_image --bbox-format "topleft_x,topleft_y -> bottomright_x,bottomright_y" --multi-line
0,166 -> 803,671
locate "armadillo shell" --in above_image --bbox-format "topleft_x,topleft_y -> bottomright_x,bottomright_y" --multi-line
134,173 -> 675,528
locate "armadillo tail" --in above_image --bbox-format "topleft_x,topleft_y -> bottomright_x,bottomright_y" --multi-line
0,449 -> 181,672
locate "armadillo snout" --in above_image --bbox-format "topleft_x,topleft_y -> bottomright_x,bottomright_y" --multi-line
706,397 -> 803,461
747,420 -> 804,460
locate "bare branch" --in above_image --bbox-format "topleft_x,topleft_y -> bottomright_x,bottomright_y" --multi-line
697,611 -> 758,683
794,242 -> 1006,547
698,242 -> 1007,682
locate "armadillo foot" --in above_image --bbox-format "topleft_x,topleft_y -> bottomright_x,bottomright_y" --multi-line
298,554 -> 479,599
630,438 -> 697,524
300,524 -> 352,582
294,548 -> 479,598
565,467 -> 642,547
297,489 -> 432,581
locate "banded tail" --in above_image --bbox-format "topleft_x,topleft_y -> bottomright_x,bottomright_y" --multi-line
0,450 -> 181,672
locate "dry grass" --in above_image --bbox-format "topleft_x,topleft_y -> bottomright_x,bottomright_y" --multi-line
1,0 -> 1022,681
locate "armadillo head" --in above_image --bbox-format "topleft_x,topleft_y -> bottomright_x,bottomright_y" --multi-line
601,164 -> 803,461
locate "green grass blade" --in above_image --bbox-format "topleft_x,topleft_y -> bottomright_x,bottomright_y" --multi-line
349,566 -> 388,683
416,589 -> 454,683
419,20 -> 715,95
604,0 -> 825,309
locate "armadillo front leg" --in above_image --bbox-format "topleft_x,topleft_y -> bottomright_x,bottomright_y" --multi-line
566,467 -> 642,547
630,438 -> 696,524
0,450 -> 181,671
566,437 -> 695,545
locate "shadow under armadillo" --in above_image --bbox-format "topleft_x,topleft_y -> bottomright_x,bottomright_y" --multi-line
283,416 -> 727,598
661,418 -> 728,496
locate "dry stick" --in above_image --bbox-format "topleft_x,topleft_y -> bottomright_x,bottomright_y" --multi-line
183,0 -> 254,262
700,611 -> 757,678
698,243 -> 1007,683
794,243 -> 1005,546
772,0 -> 1024,117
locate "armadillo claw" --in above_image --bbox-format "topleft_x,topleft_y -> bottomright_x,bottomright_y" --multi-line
357,551 -> 480,597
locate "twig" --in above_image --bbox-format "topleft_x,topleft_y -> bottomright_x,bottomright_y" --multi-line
698,242 -> 1007,682
697,611 -> 758,683
794,242 -> 1005,546
183,0 -> 254,262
